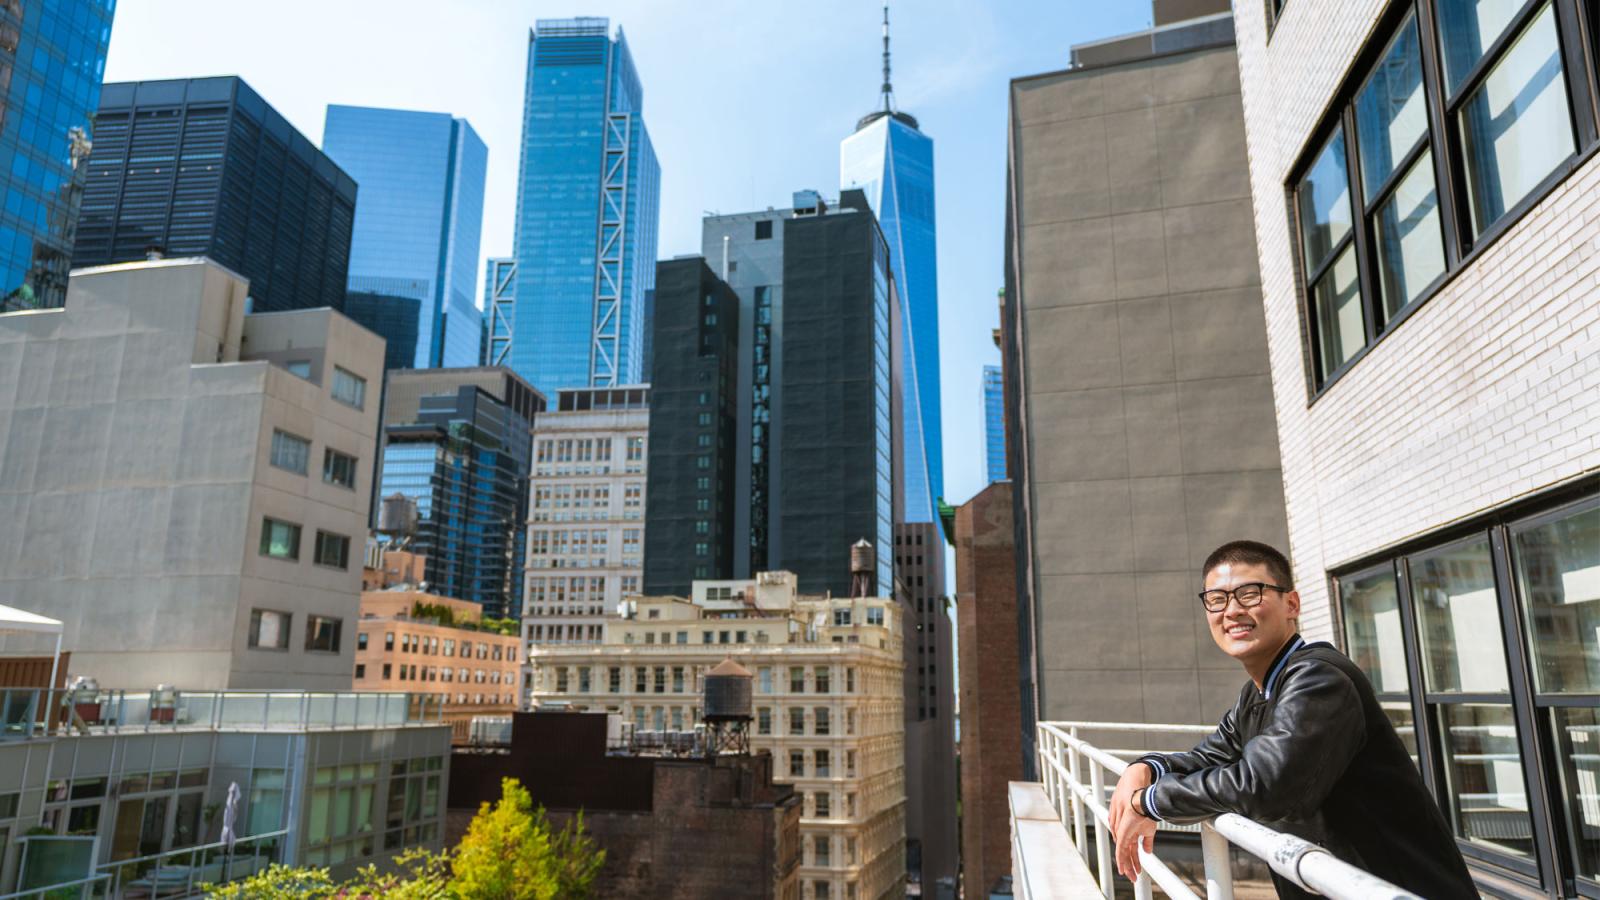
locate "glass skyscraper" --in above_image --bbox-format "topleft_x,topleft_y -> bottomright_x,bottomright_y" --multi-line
0,0 -> 115,312
323,105 -> 487,369
983,364 -> 1005,483
509,17 -> 659,395
841,96 -> 942,524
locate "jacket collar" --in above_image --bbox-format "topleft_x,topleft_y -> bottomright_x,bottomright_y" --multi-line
1261,633 -> 1305,700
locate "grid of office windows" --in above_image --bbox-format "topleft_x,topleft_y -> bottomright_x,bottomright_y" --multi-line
509,18 -> 659,392
1293,0 -> 1600,392
0,0 -> 115,312
1335,489 -> 1598,891
750,284 -> 774,569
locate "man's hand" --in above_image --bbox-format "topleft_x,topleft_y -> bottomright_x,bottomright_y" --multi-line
1110,762 -> 1158,881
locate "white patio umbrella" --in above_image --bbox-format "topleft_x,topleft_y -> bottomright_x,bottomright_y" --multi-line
0,603 -> 65,689
221,781 -> 241,852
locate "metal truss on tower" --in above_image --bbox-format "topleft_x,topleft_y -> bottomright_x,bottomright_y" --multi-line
590,112 -> 630,386
485,257 -> 515,367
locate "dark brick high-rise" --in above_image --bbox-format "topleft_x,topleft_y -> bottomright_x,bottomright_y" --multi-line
73,77 -> 355,313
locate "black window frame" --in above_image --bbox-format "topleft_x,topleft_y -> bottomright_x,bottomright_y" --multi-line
754,219 -> 773,240
259,517 -> 301,561
304,615 -> 343,654
1330,479 -> 1600,894
322,448 -> 358,489
248,608 -> 292,650
1290,0 -> 1600,402
313,530 -> 350,570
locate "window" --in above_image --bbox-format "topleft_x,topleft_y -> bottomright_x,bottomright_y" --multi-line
757,707 -> 772,735
331,366 -> 366,409
867,607 -> 884,626
322,449 -> 358,489
815,666 -> 831,693
314,531 -> 350,569
248,609 -> 291,649
759,667 -> 773,693
1293,0 -> 1595,395
286,360 -> 312,379
755,219 -> 773,240
815,792 -> 830,818
355,664 -> 366,679
305,616 -> 342,653
1334,491 -> 1600,886
789,707 -> 806,735
269,430 -> 310,474
259,518 -> 301,560
789,750 -> 805,778
815,707 -> 831,735
833,609 -> 851,626
790,667 -> 805,692
814,750 -> 830,777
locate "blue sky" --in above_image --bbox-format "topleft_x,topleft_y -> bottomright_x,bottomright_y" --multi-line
104,0 -> 1151,509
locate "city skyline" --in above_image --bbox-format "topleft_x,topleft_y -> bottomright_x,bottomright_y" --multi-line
98,0 -> 1154,511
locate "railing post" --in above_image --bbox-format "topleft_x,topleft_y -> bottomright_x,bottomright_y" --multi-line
1068,726 -> 1086,855
1201,824 -> 1235,900
1090,761 -> 1112,899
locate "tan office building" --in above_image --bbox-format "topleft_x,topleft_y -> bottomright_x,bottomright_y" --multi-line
354,589 -> 520,742
524,571 -> 907,900
0,258 -> 384,689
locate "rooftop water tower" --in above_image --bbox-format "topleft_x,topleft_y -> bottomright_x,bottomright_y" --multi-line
702,657 -> 753,755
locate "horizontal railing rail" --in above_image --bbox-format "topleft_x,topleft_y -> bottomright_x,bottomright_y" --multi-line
1026,721 -> 1424,900
0,687 -> 445,741
97,828 -> 290,898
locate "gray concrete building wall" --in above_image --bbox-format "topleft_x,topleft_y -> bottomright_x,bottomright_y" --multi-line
0,258 -> 384,689
1004,32 -> 1290,732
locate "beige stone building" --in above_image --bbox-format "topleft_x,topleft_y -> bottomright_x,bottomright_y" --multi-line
524,571 -> 906,900
0,257 -> 384,689
354,586 -> 520,743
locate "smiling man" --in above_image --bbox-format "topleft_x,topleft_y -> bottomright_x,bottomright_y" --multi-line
1106,540 -> 1476,899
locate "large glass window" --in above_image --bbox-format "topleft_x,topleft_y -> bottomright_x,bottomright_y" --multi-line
260,518 -> 301,561
1294,0 -> 1593,395
1336,490 -> 1599,886
332,366 -> 367,409
1457,3 -> 1576,234
269,430 -> 310,475
249,609 -> 291,650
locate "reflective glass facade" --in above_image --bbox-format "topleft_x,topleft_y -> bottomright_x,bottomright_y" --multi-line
841,112 -> 941,522
379,384 -> 536,619
323,105 -> 486,369
982,364 -> 1004,484
0,0 -> 114,312
510,18 -> 659,395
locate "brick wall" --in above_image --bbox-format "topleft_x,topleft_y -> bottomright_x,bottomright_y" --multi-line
1232,0 -> 1600,639
955,483 -> 1023,899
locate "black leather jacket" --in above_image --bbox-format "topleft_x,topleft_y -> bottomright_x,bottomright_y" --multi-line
1135,635 -> 1477,899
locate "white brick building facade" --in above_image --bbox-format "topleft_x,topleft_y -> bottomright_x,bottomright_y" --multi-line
1234,0 -> 1600,638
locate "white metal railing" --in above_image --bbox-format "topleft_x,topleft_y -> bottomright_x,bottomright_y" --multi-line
97,828 -> 289,898
1026,721 -> 1424,900
0,688 -> 445,741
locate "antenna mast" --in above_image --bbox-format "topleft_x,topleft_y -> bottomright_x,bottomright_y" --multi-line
880,3 -> 893,112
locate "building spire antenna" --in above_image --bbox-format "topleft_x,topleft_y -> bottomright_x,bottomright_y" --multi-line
880,3 -> 893,112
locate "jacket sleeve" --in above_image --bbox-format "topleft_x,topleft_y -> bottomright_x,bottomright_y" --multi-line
1134,706 -> 1243,781
1146,659 -> 1367,826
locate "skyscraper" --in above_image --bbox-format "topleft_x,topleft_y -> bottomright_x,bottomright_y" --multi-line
0,0 -> 116,312
982,364 -> 1005,483
840,6 -> 941,523
378,368 -> 545,619
509,18 -> 660,395
73,77 -> 356,314
323,105 -> 488,369
650,191 -> 895,599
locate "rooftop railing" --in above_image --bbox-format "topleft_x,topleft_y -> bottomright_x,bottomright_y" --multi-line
1015,721 -> 1424,900
0,688 -> 445,741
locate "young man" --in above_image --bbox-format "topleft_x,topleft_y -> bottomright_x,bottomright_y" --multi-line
1107,540 -> 1476,899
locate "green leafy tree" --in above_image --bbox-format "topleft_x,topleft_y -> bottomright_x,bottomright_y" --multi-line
202,863 -> 341,898
449,778 -> 604,900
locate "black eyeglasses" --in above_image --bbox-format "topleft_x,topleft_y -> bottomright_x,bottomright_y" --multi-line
1197,582 -> 1290,613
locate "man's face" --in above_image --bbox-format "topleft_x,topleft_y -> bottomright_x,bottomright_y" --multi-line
1204,561 -> 1300,666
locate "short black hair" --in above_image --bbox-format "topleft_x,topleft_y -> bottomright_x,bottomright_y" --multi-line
1203,540 -> 1293,589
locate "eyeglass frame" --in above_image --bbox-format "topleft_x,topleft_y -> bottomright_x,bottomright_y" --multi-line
1197,582 -> 1292,613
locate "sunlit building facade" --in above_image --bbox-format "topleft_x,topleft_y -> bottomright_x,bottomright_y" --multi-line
0,0 -> 115,312
323,105 -> 487,369
509,17 -> 660,394
524,572 -> 908,900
